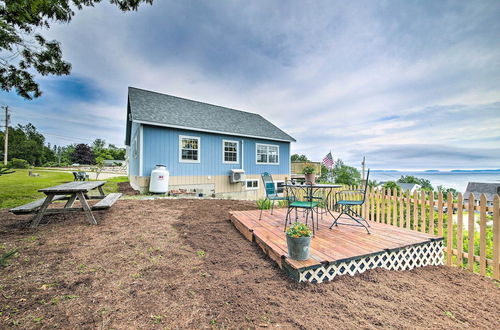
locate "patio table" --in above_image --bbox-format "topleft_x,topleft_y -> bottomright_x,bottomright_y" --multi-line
284,183 -> 342,220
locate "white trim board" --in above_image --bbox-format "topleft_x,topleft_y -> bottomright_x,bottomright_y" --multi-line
222,139 -> 239,164
245,179 -> 259,190
132,119 -> 295,143
179,135 -> 201,163
139,124 -> 143,176
255,143 -> 280,165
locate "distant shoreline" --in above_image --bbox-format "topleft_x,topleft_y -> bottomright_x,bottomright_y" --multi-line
371,169 -> 500,173
369,171 -> 500,192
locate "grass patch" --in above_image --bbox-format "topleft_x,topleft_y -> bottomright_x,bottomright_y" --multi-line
0,169 -> 128,209
0,248 -> 20,267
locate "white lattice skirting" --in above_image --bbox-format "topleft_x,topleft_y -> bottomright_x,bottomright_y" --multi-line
289,239 -> 444,283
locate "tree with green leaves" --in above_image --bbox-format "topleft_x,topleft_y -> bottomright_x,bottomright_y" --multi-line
91,138 -> 125,160
397,175 -> 433,191
291,154 -> 310,162
332,159 -> 361,186
0,0 -> 153,99
0,123 -> 56,165
92,156 -> 105,180
437,185 -> 458,201
382,181 -> 400,192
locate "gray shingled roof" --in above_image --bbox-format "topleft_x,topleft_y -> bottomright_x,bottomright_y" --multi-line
397,183 -> 421,191
127,87 -> 295,142
463,182 -> 500,202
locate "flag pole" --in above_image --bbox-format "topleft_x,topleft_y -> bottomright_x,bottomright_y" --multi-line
329,150 -> 333,183
361,156 -> 366,182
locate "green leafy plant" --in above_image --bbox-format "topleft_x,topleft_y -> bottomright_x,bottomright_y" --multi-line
286,222 -> 312,238
8,158 -> 29,169
0,248 -> 19,267
302,163 -> 316,175
256,199 -> 272,210
0,166 -> 15,176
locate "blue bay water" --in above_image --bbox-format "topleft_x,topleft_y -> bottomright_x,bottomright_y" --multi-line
369,171 -> 500,192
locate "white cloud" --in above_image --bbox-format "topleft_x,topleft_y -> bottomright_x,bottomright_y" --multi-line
4,0 -> 500,169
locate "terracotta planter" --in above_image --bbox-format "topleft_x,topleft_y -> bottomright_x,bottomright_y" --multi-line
304,173 -> 316,184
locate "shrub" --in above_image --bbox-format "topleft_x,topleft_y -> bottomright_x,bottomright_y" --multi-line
302,163 -> 316,174
256,199 -> 271,210
43,161 -> 60,167
8,158 -> 29,169
256,199 -> 289,210
286,222 -> 312,238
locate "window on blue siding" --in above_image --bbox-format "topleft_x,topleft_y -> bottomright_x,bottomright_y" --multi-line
223,140 -> 239,164
246,179 -> 259,190
256,143 -> 279,164
179,136 -> 200,163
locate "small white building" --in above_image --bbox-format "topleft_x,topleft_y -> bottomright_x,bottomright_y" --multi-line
397,183 -> 421,193
463,182 -> 500,207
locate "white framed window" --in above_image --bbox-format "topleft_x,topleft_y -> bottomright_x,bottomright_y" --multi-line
245,179 -> 259,190
179,135 -> 200,163
133,136 -> 138,159
274,181 -> 285,194
256,143 -> 279,164
222,140 -> 239,164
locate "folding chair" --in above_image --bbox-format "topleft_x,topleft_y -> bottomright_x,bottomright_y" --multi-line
259,172 -> 290,220
285,181 -> 319,235
330,169 -> 371,234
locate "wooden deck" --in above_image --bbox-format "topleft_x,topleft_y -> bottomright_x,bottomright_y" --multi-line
230,208 -> 444,283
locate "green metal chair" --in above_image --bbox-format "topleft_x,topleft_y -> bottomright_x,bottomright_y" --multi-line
330,169 -> 371,234
259,172 -> 290,220
284,181 -> 319,235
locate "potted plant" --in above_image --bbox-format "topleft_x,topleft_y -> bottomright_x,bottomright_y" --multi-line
302,163 -> 316,184
286,222 -> 313,260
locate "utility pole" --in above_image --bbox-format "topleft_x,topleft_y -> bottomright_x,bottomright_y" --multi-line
2,105 -> 9,166
361,156 -> 366,182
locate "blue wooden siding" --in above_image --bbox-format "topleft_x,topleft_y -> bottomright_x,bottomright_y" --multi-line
128,121 -> 141,176
141,125 -> 290,176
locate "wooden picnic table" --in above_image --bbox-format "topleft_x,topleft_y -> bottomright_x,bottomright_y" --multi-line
10,181 -> 122,228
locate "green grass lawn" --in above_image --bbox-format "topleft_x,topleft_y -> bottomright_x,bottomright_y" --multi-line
0,169 -> 128,209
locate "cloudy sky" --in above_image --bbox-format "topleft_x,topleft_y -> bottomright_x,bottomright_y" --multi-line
2,0 -> 500,170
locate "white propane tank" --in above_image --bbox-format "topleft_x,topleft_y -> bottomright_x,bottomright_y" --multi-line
149,165 -> 169,193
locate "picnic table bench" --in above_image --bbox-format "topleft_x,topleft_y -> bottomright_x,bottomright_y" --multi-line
10,181 -> 122,228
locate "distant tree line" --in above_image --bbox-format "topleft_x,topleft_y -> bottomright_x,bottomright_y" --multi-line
291,153 -> 457,197
291,153 -> 362,186
0,123 -> 125,168
381,176 -> 458,200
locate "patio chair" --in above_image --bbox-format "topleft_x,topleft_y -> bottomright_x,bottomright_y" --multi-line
284,180 -> 319,235
329,169 -> 371,234
78,171 -> 89,181
259,172 -> 290,220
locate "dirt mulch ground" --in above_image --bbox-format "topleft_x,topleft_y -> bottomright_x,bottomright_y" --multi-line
0,199 -> 498,329
117,182 -> 140,195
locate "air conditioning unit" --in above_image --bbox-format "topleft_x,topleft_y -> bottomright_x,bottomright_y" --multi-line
229,169 -> 245,183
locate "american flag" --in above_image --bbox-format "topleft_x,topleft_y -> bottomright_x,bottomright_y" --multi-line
322,152 -> 334,169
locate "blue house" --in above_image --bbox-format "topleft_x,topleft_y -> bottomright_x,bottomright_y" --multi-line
125,87 -> 296,198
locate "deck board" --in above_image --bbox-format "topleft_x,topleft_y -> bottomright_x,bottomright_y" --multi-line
230,208 -> 442,271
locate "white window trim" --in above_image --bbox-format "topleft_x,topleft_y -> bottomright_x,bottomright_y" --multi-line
255,143 -> 280,165
132,136 -> 138,159
139,125 -> 143,175
274,180 -> 285,195
245,179 -> 259,190
222,139 -> 239,164
179,135 -> 201,163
